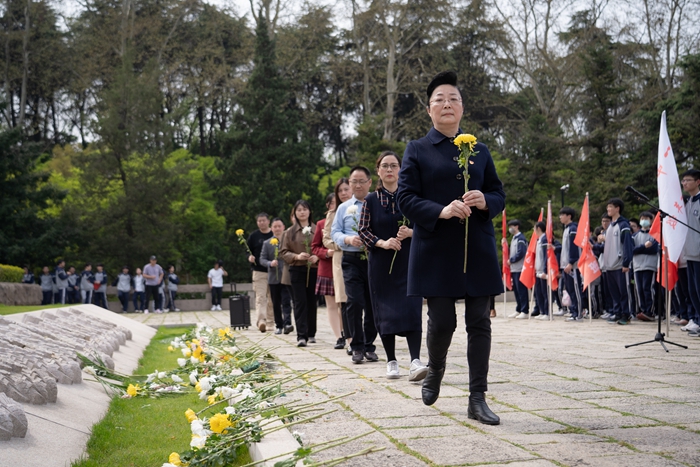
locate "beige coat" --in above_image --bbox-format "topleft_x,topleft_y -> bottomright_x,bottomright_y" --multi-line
322,210 -> 347,303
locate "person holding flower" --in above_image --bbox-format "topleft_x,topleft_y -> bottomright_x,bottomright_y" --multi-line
331,166 -> 378,364
359,151 -> 428,381
396,71 -> 505,425
246,213 -> 274,332
280,200 -> 319,347
260,218 -> 293,334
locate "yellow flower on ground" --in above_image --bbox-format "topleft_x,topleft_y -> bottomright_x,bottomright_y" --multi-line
168,345 -> 174,352
218,327 -> 232,338
126,384 -> 140,397
193,345 -> 205,362
453,133 -> 477,150
195,382 -> 202,392
168,452 -> 183,466
270,237 -> 279,245
208,394 -> 217,405
185,408 -> 197,422
184,349 -> 192,357
209,413 -> 233,434
235,229 -> 244,236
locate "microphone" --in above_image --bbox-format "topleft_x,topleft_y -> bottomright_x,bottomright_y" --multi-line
626,185 -> 649,202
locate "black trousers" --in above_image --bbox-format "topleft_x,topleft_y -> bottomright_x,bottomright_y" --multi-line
341,254 -> 376,352
426,295 -> 491,393
211,286 -> 223,306
269,283 -> 285,329
145,285 -> 160,310
289,266 -> 318,340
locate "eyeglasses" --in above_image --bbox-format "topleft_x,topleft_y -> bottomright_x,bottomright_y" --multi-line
379,163 -> 400,170
349,179 -> 370,185
681,178 -> 696,183
430,97 -> 462,107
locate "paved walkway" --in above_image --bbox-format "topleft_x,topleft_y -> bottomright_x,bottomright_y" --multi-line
128,302 -> 700,467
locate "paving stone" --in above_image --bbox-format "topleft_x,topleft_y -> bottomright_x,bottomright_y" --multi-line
527,439 -> 637,464
594,426 -> 700,452
402,434 -> 535,465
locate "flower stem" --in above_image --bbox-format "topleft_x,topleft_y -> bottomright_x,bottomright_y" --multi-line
389,250 -> 398,274
464,171 -> 469,273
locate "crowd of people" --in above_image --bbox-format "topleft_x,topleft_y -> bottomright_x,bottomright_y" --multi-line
503,168 -> 700,338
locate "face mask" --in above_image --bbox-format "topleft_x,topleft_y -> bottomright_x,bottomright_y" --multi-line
640,219 -> 651,228
508,227 -> 516,235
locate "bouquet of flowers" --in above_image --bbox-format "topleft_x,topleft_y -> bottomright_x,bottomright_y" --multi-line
453,134 -> 478,273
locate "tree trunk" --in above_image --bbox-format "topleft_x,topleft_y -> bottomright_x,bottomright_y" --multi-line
383,23 -> 397,141
18,0 -> 30,128
198,105 -> 206,156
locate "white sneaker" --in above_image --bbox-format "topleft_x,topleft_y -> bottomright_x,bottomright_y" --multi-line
144,309 -> 149,314
386,360 -> 400,379
174,308 -> 181,312
155,309 -> 162,314
537,314 -> 550,320
163,308 -> 169,313
211,306 -> 217,311
681,320 -> 699,332
507,312 -> 520,318
515,312 -> 528,319
408,359 -> 429,382
553,309 -> 566,316
216,305 -> 222,311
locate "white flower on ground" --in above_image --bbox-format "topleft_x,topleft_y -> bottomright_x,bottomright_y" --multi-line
240,388 -> 255,399
224,406 -> 236,415
158,371 -> 167,379
177,358 -> 187,367
83,366 -> 96,376
230,368 -> 243,376
162,463 -> 179,467
190,419 -> 211,437
190,356 -> 199,365
220,386 -> 236,400
181,348 -> 190,357
146,371 -> 157,383
199,390 -> 208,400
199,377 -> 212,392
190,434 -> 207,449
346,205 -> 358,215
256,401 -> 271,409
172,374 -> 183,383
189,370 -> 198,385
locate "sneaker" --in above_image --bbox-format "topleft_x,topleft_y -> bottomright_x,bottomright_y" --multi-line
688,331 -> 700,337
606,315 -> 620,324
617,318 -> 629,325
174,308 -> 181,312
216,305 -> 222,311
307,337 -> 316,343
297,339 -> 307,347
674,319 -> 689,326
352,350 -> 364,364
346,347 -> 353,356
408,359 -> 429,382
334,338 -> 345,350
155,309 -> 163,314
553,309 -> 566,316
283,325 -> 294,334
144,309 -> 149,314
565,316 -> 580,322
163,308 -> 169,312
536,314 -> 550,320
530,311 -> 540,317
274,328 -> 283,335
515,313 -> 528,319
681,320 -> 699,332
211,306 -> 217,311
386,360 -> 400,379
364,351 -> 379,362
600,312 -> 611,320
507,311 -> 520,318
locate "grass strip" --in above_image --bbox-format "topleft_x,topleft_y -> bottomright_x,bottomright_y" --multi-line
0,303 -> 70,315
72,326 -> 251,467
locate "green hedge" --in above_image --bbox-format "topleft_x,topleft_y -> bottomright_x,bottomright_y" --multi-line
0,264 -> 24,283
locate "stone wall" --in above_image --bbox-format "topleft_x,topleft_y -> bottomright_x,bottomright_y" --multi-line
0,283 -> 42,306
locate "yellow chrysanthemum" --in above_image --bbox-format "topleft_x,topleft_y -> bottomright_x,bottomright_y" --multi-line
453,133 -> 477,148
168,452 -> 183,466
195,382 -> 202,392
218,327 -> 232,338
193,346 -> 203,359
184,349 -> 192,357
270,238 -> 279,245
209,413 -> 233,434
235,229 -> 244,236
168,345 -> 174,352
191,338 -> 199,345
207,394 -> 217,405
126,384 -> 140,397
185,408 -> 197,423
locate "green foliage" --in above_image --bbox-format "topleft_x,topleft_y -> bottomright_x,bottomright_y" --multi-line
0,264 -> 23,283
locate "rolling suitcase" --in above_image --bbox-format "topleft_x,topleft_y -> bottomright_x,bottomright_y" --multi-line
229,283 -> 251,330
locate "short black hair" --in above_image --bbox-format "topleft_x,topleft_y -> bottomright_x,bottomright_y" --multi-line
639,211 -> 654,220
559,206 -> 576,218
349,166 -> 371,179
681,168 -> 700,180
629,218 -> 639,226
601,213 -> 612,220
507,219 -> 521,228
535,221 -> 546,232
608,197 -> 625,213
256,212 -> 270,220
271,217 -> 283,225
427,71 -> 458,100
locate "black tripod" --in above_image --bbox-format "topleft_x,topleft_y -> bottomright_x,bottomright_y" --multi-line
624,186 -> 696,352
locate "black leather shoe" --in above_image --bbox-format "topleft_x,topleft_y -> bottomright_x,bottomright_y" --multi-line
283,325 -> 294,334
468,392 -> 500,425
334,338 -> 345,349
352,350 -> 364,364
421,367 -> 445,406
364,351 -> 379,362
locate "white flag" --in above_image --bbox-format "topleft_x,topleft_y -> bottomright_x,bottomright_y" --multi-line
657,111 -> 688,262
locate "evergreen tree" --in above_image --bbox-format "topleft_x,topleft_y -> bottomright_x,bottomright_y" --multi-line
216,12 -> 323,280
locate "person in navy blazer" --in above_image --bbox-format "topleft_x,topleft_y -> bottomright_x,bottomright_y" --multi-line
397,71 -> 505,425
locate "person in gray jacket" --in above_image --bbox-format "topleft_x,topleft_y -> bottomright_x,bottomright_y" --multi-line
67,266 -> 79,303
113,266 -> 132,313
260,218 -> 293,334
40,266 -> 54,305
80,263 -> 95,304
632,212 -> 658,321
54,260 -> 69,305
165,265 -> 180,312
93,264 -> 108,309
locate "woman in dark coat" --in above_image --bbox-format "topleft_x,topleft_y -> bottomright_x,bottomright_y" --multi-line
359,151 -> 428,382
396,71 -> 505,425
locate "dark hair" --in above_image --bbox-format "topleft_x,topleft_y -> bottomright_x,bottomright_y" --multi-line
427,70 -> 458,100
535,221 -> 546,232
629,218 -> 639,226
375,151 -> 401,191
333,177 -> 350,211
608,198 -> 624,213
325,193 -> 335,211
601,214 -> 612,220
349,166 -> 371,180
84,263 -> 91,269
639,211 -> 654,220
168,264 -> 174,269
122,265 -> 129,270
292,199 -> 313,227
507,219 -> 521,228
559,206 -> 576,218
96,263 -> 103,267
681,168 -> 700,180
57,259 -> 65,266
271,217 -> 284,226
256,212 -> 270,220
594,226 -> 604,236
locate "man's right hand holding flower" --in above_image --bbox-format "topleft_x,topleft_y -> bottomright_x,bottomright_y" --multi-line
344,236 -> 363,248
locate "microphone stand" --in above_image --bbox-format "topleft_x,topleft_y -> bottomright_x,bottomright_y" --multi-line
624,188 -> 699,352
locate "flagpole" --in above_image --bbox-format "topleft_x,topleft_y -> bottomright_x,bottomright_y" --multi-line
664,246 -> 670,337
588,288 -> 592,323
547,201 -> 553,321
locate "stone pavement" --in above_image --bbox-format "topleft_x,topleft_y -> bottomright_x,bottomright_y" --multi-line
128,302 -> 700,467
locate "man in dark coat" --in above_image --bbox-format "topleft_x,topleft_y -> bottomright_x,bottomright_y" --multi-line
397,70 -> 505,425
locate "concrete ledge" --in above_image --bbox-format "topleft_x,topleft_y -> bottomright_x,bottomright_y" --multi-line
0,282 -> 42,306
249,418 -> 302,467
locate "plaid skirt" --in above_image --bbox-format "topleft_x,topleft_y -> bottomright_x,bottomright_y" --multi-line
315,275 -> 334,296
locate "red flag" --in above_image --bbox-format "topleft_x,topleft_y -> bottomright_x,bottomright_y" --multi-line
519,209 -> 543,289
649,212 -> 661,243
575,195 -> 601,291
546,201 -> 559,290
502,210 -> 512,290
657,245 -> 678,291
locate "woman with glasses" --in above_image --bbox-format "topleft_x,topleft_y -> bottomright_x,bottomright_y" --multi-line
359,151 -> 428,382
280,200 -> 319,347
397,71 -> 506,425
